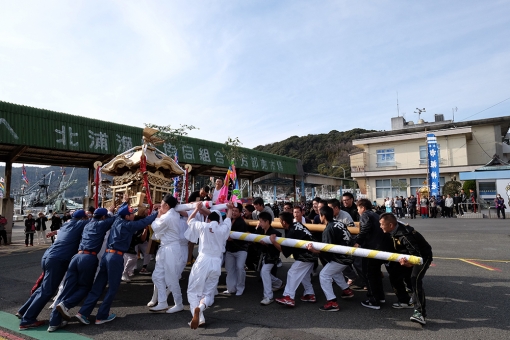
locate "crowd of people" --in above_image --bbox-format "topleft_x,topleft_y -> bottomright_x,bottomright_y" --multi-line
377,188 -> 486,219
14,183 -> 434,333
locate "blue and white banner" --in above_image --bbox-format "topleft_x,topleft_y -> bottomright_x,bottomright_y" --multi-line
427,133 -> 440,197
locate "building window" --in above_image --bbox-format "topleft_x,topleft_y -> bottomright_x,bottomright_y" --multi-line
410,177 -> 445,195
375,178 -> 407,198
419,145 -> 441,165
377,149 -> 395,167
376,179 -> 391,198
479,181 -> 496,199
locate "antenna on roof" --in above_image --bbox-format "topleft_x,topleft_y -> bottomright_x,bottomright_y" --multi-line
452,107 -> 458,122
396,92 -> 400,117
414,108 -> 426,120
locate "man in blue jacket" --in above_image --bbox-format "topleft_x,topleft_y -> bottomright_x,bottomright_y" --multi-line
18,210 -> 89,330
76,204 -> 157,325
48,206 -> 117,331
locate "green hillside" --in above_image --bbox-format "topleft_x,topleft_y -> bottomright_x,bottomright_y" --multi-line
253,128 -> 374,178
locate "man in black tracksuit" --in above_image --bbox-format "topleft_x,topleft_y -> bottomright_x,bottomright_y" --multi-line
379,212 -> 433,325
354,199 -> 393,310
272,212 -> 318,307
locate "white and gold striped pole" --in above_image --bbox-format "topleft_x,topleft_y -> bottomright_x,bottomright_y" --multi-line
229,231 -> 423,265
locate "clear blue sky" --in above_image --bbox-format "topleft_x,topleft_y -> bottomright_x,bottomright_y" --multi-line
1,1 -> 509,148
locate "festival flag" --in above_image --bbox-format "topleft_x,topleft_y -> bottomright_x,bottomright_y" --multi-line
217,159 -> 241,204
0,177 -> 5,197
22,164 -> 29,184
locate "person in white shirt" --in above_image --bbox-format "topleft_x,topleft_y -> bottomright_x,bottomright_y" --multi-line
444,194 -> 454,218
293,206 -> 307,224
149,194 -> 186,314
185,202 -> 233,329
211,178 -> 224,203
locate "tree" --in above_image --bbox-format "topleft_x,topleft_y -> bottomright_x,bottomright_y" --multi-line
443,180 -> 462,197
462,180 -> 476,194
391,179 -> 409,196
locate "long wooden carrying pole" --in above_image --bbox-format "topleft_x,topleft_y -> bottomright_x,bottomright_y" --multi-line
229,231 -> 423,265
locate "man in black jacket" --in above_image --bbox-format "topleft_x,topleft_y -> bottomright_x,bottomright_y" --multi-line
256,212 -> 282,305
223,205 -> 250,296
273,212 -> 318,308
341,192 -> 359,222
307,206 -> 354,312
380,213 -> 433,325
355,199 -> 393,310
408,195 -> 417,219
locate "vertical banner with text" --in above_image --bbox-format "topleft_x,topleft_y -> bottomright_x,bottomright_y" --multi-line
427,133 -> 440,197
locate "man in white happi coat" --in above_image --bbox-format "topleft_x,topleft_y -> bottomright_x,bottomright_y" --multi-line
149,194 -> 186,313
185,201 -> 233,329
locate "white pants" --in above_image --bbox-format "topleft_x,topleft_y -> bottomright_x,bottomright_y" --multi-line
260,263 -> 282,299
123,253 -> 138,276
320,261 -> 349,301
178,244 -> 188,278
36,230 -> 46,244
187,253 -> 222,319
225,251 -> 247,295
153,244 -> 184,305
282,261 -> 314,300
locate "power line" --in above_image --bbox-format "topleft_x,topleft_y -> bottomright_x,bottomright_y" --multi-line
459,96 -> 510,122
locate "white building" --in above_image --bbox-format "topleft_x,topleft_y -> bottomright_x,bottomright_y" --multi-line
350,114 -> 510,205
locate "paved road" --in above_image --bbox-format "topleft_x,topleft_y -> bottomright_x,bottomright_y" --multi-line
0,218 -> 509,340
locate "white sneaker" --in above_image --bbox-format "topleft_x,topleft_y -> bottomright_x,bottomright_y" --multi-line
222,290 -> 234,296
147,300 -> 157,307
121,274 -> 131,282
47,320 -> 68,332
149,303 -> 169,312
260,297 -> 274,305
166,304 -> 184,313
56,302 -> 71,320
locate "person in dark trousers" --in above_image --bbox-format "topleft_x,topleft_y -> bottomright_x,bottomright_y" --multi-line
17,210 -> 90,330
49,212 -> 62,244
407,195 -> 417,219
379,213 -> 433,325
355,199 -> 393,310
76,204 -> 157,325
24,214 -> 36,246
453,193 -> 463,216
0,214 -> 9,245
494,194 -> 506,219
48,206 -> 117,331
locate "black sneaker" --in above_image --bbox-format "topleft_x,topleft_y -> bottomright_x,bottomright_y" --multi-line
361,299 -> 380,310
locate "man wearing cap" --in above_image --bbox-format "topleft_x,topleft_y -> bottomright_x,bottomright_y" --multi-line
17,210 -> 90,330
148,194 -> 186,313
47,206 -> 116,331
76,204 -> 158,325
186,201 -> 233,329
